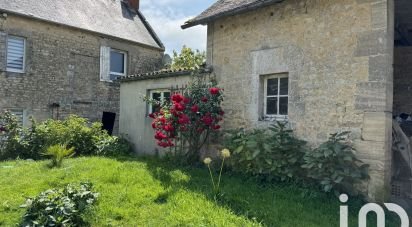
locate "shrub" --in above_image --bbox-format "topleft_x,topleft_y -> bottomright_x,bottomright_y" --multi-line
0,113 -> 132,160
29,115 -> 108,156
302,132 -> 370,196
20,182 -> 98,227
146,73 -> 224,164
225,122 -> 307,181
43,144 -> 75,168
0,111 -> 32,160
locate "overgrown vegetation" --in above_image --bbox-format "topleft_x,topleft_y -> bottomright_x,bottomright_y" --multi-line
0,112 -> 131,161
20,182 -> 98,226
225,122 -> 370,196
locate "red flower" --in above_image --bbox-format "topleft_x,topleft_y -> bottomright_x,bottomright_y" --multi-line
163,124 -> 175,132
180,125 -> 188,131
159,117 -> 166,124
202,115 -> 213,126
201,97 -> 208,103
209,87 -> 220,95
155,131 -> 168,140
171,93 -> 184,103
149,113 -> 156,119
212,125 -> 221,130
174,102 -> 185,111
219,110 -> 225,116
190,105 -> 199,113
151,121 -> 157,129
183,97 -> 191,104
178,114 -> 190,124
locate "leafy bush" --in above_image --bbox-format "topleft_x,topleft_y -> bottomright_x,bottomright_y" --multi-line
20,182 -> 98,227
225,124 -> 370,196
43,144 -> 75,168
0,113 -> 131,160
302,132 -> 369,195
0,111 -> 33,160
146,73 -> 224,164
225,122 -> 307,181
29,115 -> 108,156
95,136 -> 132,157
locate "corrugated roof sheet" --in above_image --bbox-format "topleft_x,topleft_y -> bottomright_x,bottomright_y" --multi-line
182,0 -> 283,29
0,0 -> 163,49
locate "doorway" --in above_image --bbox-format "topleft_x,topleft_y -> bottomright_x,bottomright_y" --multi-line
102,112 -> 116,136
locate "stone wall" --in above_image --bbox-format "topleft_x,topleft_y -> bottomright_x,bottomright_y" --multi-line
0,14 -> 163,133
207,0 -> 394,200
393,47 -> 412,115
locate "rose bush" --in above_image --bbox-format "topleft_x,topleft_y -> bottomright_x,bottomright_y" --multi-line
149,74 -> 224,163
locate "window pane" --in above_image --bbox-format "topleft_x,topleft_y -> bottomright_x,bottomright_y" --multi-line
266,97 -> 278,115
279,78 -> 288,95
7,37 -> 25,71
110,50 -> 124,74
279,97 -> 288,115
267,78 -> 278,96
164,92 -> 171,102
152,92 -> 161,101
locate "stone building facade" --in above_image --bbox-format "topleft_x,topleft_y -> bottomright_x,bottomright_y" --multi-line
182,0 -> 412,202
0,0 -> 164,134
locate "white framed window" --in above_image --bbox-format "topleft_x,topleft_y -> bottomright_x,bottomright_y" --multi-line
148,90 -> 171,114
263,74 -> 289,120
6,36 -> 26,73
100,46 -> 127,82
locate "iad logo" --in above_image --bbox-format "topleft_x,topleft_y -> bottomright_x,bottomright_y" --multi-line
339,194 -> 409,227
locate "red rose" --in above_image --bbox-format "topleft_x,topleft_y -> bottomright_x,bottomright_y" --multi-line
151,121 -> 157,129
212,125 -> 221,130
159,117 -> 166,124
209,87 -> 220,95
190,105 -> 199,113
183,97 -> 191,104
163,124 -> 174,132
201,97 -> 208,103
154,131 -> 168,140
149,113 -> 156,119
178,114 -> 190,124
171,93 -> 184,103
202,116 -> 213,126
219,110 -> 225,116
174,102 -> 185,111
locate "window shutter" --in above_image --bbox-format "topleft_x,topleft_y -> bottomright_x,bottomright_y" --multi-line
7,36 -> 25,72
100,46 -> 111,81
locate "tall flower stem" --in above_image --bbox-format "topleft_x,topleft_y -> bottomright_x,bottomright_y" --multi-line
216,158 -> 225,192
207,164 -> 216,192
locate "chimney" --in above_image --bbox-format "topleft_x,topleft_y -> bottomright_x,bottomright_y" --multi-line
127,0 -> 140,11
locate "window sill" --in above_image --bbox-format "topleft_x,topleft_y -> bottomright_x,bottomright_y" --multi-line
6,69 -> 25,74
260,116 -> 289,122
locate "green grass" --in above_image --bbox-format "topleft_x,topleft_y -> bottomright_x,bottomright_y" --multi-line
0,157 -> 400,226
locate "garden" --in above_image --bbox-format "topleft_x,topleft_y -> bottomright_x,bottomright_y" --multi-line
0,72 -> 401,226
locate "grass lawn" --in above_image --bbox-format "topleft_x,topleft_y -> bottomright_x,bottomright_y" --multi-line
0,156 -> 400,226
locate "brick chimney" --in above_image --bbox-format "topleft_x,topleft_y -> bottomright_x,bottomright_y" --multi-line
127,0 -> 140,11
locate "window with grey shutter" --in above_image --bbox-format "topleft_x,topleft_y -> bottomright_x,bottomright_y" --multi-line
7,36 -> 26,73
100,46 -> 127,82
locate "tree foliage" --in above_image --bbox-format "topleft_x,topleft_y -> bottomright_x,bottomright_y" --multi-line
171,46 -> 206,70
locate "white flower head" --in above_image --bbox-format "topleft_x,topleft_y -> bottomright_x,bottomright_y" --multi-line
221,149 -> 231,158
203,157 -> 212,165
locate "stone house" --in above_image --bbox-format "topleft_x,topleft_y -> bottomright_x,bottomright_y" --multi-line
181,0 -> 412,203
119,0 -> 412,204
0,0 -> 164,134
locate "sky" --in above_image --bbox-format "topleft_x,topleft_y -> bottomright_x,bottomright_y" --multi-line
140,0 -> 216,54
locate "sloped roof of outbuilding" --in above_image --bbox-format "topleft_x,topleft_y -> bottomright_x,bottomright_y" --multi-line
119,66 -> 212,82
182,0 -> 283,29
0,0 -> 164,50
